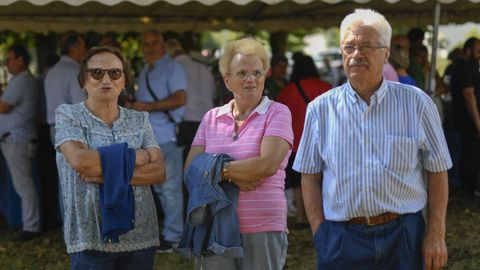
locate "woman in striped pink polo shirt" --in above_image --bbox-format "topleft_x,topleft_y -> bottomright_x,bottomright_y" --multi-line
185,38 -> 293,270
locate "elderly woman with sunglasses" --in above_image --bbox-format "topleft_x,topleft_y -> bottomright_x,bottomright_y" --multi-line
185,38 -> 293,270
55,46 -> 165,270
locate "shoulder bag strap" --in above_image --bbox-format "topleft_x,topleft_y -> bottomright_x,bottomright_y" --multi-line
294,80 -> 311,104
145,69 -> 177,124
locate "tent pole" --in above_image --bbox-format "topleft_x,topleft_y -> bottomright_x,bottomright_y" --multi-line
428,0 -> 441,96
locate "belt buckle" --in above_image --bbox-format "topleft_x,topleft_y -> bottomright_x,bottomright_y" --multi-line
366,216 -> 373,226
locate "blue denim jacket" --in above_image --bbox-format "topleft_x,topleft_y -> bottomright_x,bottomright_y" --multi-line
177,153 -> 243,258
98,142 -> 135,243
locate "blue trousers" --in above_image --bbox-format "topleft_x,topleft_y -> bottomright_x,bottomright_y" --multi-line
314,212 -> 425,270
155,141 -> 184,243
70,248 -> 156,270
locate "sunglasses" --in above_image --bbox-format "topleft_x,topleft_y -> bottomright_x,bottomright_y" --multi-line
86,68 -> 123,80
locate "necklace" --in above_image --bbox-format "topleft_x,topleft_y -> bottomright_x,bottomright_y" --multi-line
231,102 -> 252,140
232,118 -> 244,141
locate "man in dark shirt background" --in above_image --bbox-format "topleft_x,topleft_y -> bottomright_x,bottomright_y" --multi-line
450,37 -> 480,199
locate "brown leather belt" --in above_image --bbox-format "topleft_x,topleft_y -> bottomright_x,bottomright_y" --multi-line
347,212 -> 400,226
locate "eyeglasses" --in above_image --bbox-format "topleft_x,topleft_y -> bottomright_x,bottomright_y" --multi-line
340,44 -> 387,55
86,68 -> 123,80
229,70 -> 265,80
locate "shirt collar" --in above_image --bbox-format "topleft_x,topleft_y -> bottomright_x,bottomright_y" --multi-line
345,77 -> 388,105
150,54 -> 170,69
216,96 -> 272,118
81,102 -> 125,127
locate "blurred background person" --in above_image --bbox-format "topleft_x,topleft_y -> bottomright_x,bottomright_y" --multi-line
45,32 -> 87,144
165,38 -> 216,161
44,32 -> 87,222
382,61 -> 399,82
410,44 -> 446,120
449,37 -> 480,199
0,45 -> 40,241
389,44 -> 417,86
407,27 -> 426,89
126,30 -> 187,253
264,54 -> 288,100
442,47 -> 464,191
443,48 -> 463,94
98,36 -> 121,49
276,54 -> 331,230
36,53 -> 62,231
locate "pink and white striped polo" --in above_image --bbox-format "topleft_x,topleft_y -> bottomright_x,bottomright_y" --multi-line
192,96 -> 293,234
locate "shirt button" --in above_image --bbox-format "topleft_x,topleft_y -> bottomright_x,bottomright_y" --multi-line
204,171 -> 208,176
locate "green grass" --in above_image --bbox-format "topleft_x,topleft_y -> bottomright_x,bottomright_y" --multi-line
0,195 -> 478,270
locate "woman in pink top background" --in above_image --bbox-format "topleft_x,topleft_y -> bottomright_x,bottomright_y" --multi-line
185,38 -> 293,270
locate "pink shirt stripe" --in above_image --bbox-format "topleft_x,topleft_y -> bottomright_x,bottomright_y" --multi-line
193,97 -> 293,233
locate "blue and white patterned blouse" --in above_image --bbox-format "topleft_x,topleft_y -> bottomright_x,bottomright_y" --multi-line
55,102 -> 160,253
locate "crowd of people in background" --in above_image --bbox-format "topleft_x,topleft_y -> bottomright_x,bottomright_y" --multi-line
0,7 -> 479,269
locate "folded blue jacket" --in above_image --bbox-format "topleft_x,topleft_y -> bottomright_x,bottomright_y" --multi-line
98,142 -> 135,243
177,153 -> 243,258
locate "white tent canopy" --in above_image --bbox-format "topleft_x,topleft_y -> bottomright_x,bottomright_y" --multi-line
0,0 -> 479,33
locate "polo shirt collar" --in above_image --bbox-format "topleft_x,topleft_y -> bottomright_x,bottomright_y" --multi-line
345,77 -> 388,105
151,54 -> 170,69
216,96 -> 272,118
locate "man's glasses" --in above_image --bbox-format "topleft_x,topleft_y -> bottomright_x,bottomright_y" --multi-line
340,44 -> 387,55
230,70 -> 265,80
86,68 -> 123,80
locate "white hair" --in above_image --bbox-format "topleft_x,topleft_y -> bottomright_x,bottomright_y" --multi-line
340,9 -> 392,47
218,37 -> 269,76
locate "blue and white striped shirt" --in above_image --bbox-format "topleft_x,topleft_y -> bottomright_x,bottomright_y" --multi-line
293,79 -> 452,221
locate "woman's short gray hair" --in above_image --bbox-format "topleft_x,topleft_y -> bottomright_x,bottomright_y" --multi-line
219,38 -> 270,76
340,9 -> 392,47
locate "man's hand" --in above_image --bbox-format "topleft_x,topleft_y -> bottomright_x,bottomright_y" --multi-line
422,230 -> 448,270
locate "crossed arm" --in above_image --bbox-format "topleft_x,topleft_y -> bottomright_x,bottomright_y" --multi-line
185,136 -> 290,191
59,140 -> 165,185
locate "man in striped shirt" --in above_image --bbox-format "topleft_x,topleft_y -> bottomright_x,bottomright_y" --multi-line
294,9 -> 452,270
